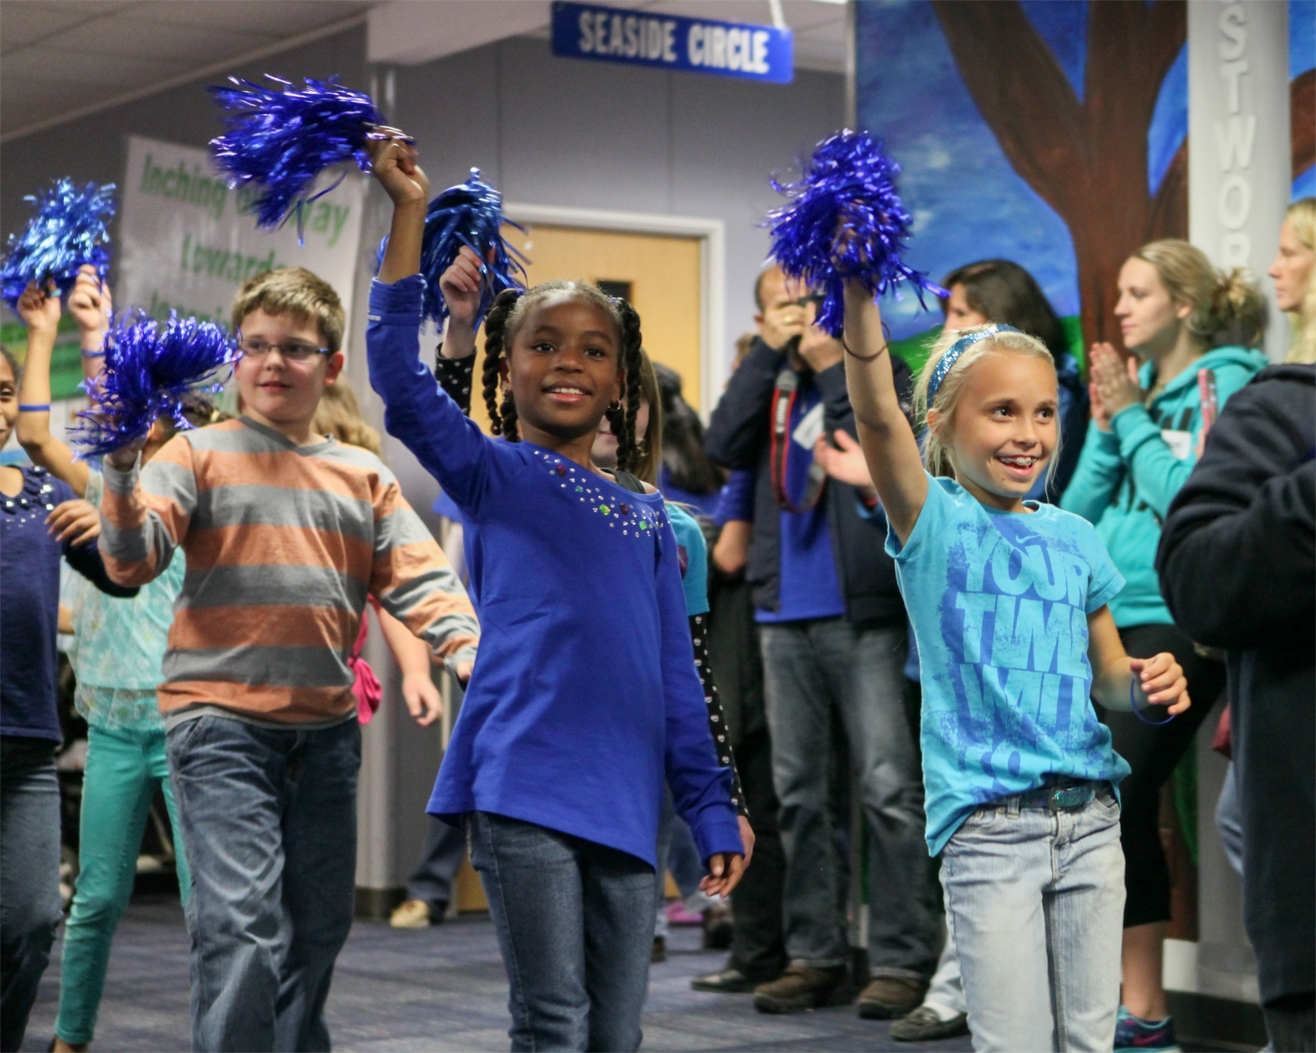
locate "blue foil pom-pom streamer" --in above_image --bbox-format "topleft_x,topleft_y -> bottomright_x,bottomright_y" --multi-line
376,168 -> 528,327
766,130 -> 948,336
72,312 -> 238,457
0,178 -> 115,310
210,75 -> 390,238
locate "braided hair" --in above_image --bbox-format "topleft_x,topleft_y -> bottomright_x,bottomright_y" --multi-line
480,281 -> 646,472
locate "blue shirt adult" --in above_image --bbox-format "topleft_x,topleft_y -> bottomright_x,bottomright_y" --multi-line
367,276 -> 741,868
887,473 -> 1131,855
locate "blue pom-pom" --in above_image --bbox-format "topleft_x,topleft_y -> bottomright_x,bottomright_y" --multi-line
210,75 -> 389,237
766,130 -> 947,336
0,178 -> 115,310
376,168 -> 528,327
72,312 -> 238,457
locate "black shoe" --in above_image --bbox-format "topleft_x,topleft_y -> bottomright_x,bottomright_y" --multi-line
753,965 -> 851,1014
890,1005 -> 971,1042
701,903 -> 733,950
691,966 -> 758,993
651,936 -> 667,963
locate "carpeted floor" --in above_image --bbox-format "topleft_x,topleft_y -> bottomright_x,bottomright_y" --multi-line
21,894 -> 974,1052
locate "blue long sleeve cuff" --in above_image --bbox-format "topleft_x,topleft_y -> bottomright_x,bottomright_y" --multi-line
368,274 -> 426,321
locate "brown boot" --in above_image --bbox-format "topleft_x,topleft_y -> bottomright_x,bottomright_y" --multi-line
857,976 -> 929,1019
753,964 -> 851,1014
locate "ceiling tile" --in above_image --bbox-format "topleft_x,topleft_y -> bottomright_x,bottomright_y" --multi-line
2,45 -> 188,86
134,1 -> 371,36
35,16 -> 271,61
0,4 -> 90,53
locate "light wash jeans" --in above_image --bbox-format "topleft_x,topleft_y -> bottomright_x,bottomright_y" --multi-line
57,724 -> 190,1046
940,787 -> 1125,1053
760,619 -> 938,977
468,812 -> 655,1053
166,714 -> 361,1053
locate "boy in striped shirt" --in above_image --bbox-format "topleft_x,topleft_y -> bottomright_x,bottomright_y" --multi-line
98,268 -> 479,1052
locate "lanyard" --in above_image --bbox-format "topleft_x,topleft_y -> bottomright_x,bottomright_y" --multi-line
769,368 -> 827,513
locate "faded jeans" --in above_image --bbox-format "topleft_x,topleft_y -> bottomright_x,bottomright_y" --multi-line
0,737 -> 62,1053
941,788 -> 1125,1052
468,812 -> 655,1052
166,714 -> 360,1052
760,619 -> 938,976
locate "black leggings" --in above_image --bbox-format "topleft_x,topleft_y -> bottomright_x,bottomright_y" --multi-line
1104,622 -> 1227,928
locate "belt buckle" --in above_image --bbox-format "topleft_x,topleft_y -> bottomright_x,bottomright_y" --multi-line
1049,783 -> 1090,811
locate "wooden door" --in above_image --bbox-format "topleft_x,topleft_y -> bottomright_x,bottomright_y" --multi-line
463,224 -> 703,435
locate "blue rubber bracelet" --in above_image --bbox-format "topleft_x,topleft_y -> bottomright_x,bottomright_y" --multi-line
18,403 -> 50,412
1130,677 -> 1175,726
81,349 -> 106,357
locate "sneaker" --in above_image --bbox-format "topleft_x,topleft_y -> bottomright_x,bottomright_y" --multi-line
389,899 -> 433,929
891,1005 -> 970,1042
666,901 -> 703,925
702,902 -> 733,950
857,976 -> 929,1020
651,936 -> 667,963
1113,1006 -> 1180,1052
753,965 -> 851,1014
691,966 -> 759,994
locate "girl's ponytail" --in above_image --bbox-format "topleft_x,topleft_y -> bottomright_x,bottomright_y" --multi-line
482,288 -> 522,440
611,300 -> 644,474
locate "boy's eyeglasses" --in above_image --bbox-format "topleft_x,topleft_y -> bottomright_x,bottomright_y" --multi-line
239,339 -> 331,362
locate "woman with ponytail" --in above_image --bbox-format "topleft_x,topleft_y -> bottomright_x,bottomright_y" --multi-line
366,132 -> 744,1053
1061,238 -> 1268,1052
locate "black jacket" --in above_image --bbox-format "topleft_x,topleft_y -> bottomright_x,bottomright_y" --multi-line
705,336 -> 912,624
1156,364 -> 1315,1005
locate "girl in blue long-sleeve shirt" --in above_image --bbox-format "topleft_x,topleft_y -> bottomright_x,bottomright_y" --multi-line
366,133 -> 743,1053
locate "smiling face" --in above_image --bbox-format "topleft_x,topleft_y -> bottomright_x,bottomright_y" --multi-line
234,308 -> 342,435
1269,217 -> 1314,313
0,355 -> 17,451
945,283 -> 991,329
1115,257 -> 1189,357
935,350 -> 1058,509
504,297 -> 623,445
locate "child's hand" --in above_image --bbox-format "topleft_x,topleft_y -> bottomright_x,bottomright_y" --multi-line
46,499 -> 100,547
440,246 -> 490,338
700,852 -> 746,898
402,670 -> 443,727
1131,652 -> 1191,716
454,658 -> 474,684
104,436 -> 148,472
367,128 -> 429,208
737,816 -> 755,867
68,264 -> 112,339
17,281 -> 60,333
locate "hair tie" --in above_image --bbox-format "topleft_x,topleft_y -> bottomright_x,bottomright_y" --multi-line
925,324 -> 1020,406
1130,677 -> 1175,726
18,403 -> 51,412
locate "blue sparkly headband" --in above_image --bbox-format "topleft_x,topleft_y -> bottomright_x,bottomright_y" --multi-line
926,324 -> 1022,406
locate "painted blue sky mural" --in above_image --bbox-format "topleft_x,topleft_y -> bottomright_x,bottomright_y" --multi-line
1294,0 -> 1316,199
855,0 -> 1187,341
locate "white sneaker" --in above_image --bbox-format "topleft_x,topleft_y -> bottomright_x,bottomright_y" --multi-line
389,899 -> 432,929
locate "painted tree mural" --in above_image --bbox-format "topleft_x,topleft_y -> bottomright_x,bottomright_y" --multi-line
931,0 -> 1187,349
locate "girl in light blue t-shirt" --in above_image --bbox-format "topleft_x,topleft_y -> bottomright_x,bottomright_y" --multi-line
837,280 -> 1191,1053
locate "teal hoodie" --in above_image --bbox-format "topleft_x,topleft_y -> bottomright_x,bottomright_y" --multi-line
1060,344 -> 1269,627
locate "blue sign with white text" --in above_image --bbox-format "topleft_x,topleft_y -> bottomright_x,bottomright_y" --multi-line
551,1 -> 794,84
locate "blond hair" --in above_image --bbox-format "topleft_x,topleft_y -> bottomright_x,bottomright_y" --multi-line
1133,239 -> 1265,350
230,267 -> 345,354
1283,197 -> 1316,364
313,377 -> 381,454
914,325 -> 1058,481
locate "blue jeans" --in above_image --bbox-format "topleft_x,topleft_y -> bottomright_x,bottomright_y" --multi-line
760,619 -> 938,975
58,724 -> 190,1045
941,788 -> 1125,1052
0,737 -> 62,1053
468,812 -> 655,1052
166,715 -> 361,1052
